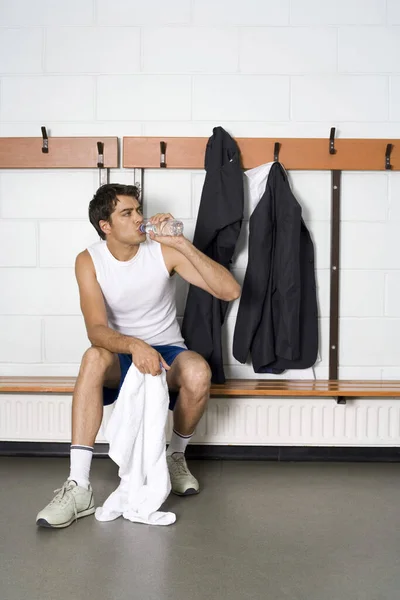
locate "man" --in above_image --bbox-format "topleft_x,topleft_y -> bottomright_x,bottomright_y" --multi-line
36,183 -> 241,528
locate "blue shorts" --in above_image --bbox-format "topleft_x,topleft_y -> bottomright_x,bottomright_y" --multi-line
102,344 -> 188,411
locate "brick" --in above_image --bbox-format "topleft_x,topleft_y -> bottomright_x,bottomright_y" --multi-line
388,172 -> 400,220
144,170 -> 193,219
317,318 -> 330,367
44,317 -> 88,363
316,269 -> 330,318
385,273 -> 400,317
143,27 -> 239,74
305,222 -> 330,269
341,223 -> 400,269
97,76 -> 191,121
331,123 -> 400,137
1,76 -> 95,121
388,0 -> 400,24
46,27 -> 140,74
142,122 -> 218,137
0,28 -> 42,73
290,0 -> 385,25
0,268 -> 79,315
39,221 -> 98,267
96,0 -> 190,25
390,76 -> 400,121
0,171 -> 97,219
141,121 -> 356,138
0,317 -> 42,363
0,0 -> 94,26
289,171 -> 331,221
339,27 -> 400,73
291,76 -> 388,121
240,28 -> 336,74
0,122 -> 142,137
339,367 -> 382,379
193,75 -> 290,121
0,221 -> 36,266
341,172 -> 389,221
341,271 -> 385,316
340,318 -> 400,366
381,367 -> 400,379
193,0 -> 289,25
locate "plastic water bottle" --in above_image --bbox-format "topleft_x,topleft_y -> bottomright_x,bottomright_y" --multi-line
140,219 -> 184,236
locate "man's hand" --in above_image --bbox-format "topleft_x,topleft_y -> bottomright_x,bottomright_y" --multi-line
147,212 -> 186,248
130,338 -> 170,376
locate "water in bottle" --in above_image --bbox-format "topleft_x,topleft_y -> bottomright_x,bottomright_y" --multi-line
140,219 -> 184,236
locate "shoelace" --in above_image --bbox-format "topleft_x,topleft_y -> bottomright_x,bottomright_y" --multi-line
50,481 -> 78,523
169,454 -> 190,477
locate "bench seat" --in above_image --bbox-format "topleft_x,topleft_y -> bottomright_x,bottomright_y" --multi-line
1,377 -> 400,401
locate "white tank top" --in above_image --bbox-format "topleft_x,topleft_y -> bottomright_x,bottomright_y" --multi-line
87,239 -> 185,348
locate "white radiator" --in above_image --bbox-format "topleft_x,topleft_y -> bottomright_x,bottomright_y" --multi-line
1,394 -> 400,446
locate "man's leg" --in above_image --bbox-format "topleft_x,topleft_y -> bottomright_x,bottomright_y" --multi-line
69,346 -> 121,487
36,347 -> 121,528
166,351 -> 211,495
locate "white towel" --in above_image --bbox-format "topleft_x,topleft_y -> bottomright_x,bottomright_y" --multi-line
95,364 -> 176,526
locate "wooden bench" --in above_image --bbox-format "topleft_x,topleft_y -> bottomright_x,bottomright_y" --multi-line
1,377 -> 400,405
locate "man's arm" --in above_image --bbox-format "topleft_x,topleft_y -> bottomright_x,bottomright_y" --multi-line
75,251 -> 169,374
161,237 -> 240,301
148,213 -> 241,301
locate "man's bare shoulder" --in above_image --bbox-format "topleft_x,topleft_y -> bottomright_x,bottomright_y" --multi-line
75,249 -> 94,275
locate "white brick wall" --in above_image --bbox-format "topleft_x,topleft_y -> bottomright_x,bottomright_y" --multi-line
240,28 -> 337,74
45,28 -> 141,74
0,0 -> 399,385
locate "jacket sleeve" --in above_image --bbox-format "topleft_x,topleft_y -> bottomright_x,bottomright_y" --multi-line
182,127 -> 244,384
273,170 -> 302,360
232,189 -> 274,364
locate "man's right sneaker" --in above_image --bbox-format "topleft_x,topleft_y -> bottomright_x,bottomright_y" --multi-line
167,452 -> 200,496
36,480 -> 95,529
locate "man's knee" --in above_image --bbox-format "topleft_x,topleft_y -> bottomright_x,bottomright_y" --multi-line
80,346 -> 115,377
180,355 -> 211,395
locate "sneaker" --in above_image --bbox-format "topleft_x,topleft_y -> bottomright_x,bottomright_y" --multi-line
36,480 -> 95,529
167,452 -> 199,496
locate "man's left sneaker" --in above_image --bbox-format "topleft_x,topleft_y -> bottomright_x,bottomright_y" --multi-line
167,452 -> 199,496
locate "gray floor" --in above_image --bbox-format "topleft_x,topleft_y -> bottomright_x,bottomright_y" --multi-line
1,458 -> 400,600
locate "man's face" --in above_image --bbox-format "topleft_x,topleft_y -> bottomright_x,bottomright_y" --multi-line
100,195 -> 145,244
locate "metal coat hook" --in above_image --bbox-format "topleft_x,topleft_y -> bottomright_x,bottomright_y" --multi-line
274,142 -> 280,162
329,127 -> 336,155
385,144 -> 393,170
97,141 -> 108,186
97,141 -> 104,168
160,141 -> 167,168
41,126 -> 48,153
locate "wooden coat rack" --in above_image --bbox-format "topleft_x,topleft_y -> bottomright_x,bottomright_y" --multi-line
0,132 -> 119,186
123,134 -> 399,383
0,131 -> 397,388
123,135 -> 398,171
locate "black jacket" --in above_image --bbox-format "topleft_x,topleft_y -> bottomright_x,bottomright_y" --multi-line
182,127 -> 244,383
233,162 -> 318,372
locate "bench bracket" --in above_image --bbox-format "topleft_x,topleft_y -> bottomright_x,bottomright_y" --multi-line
335,396 -> 347,405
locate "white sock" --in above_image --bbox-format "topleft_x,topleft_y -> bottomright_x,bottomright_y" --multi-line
68,445 -> 93,489
166,429 -> 193,456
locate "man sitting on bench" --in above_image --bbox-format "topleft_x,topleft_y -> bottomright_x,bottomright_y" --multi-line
36,183 -> 240,529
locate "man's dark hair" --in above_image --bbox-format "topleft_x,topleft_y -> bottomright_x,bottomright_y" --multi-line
89,183 -> 140,240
